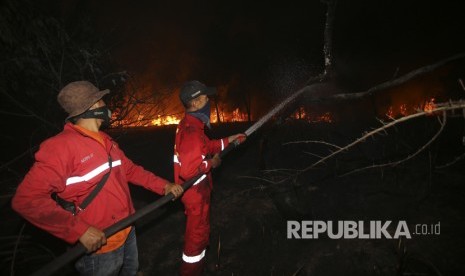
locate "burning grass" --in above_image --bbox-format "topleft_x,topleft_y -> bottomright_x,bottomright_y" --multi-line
110,105 -> 335,128
386,97 -> 437,119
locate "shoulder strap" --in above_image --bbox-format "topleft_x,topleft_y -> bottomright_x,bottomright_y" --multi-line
79,155 -> 112,210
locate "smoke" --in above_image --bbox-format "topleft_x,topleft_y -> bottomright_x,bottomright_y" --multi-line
267,55 -> 320,99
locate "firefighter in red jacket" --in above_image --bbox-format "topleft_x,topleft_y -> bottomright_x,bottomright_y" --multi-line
174,80 -> 246,275
12,81 -> 184,275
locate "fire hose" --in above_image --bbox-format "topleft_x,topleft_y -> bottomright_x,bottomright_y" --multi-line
30,85 -> 307,276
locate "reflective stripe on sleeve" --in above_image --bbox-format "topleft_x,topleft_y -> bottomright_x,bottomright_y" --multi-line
201,154 -> 208,169
173,154 -> 181,165
182,249 -> 206,263
221,139 -> 225,150
193,174 -> 206,186
66,160 -> 121,186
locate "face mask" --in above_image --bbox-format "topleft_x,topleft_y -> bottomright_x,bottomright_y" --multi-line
74,106 -> 112,128
197,101 -> 211,119
188,101 -> 211,128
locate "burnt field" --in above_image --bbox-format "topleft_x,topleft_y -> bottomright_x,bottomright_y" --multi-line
2,116 -> 465,276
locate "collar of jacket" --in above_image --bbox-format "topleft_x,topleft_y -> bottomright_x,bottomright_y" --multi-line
64,122 -> 93,137
183,113 -> 205,130
64,122 -> 112,150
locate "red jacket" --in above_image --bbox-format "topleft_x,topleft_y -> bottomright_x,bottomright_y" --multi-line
12,123 -> 169,244
174,114 -> 229,203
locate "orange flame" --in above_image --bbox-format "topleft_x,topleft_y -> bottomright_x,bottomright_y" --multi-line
211,108 -> 248,123
291,107 -> 333,123
151,115 -> 181,126
423,98 -> 436,114
385,97 -> 437,118
112,108 -> 250,128
400,104 -> 408,116
386,106 -> 394,118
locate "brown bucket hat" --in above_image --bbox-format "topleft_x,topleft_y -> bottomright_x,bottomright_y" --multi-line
57,81 -> 110,120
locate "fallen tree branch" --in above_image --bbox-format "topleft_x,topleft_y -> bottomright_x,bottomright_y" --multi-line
340,111 -> 447,176
236,175 -> 281,185
0,90 -> 58,130
0,146 -> 38,172
283,140 -> 342,150
459,78 -> 465,91
244,101 -> 465,185
303,151 -> 325,159
306,52 -> 465,102
10,223 -> 26,275
281,101 -> 465,181
435,151 -> 465,169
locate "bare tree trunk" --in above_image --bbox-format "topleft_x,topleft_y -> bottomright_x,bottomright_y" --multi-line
322,0 -> 337,78
244,92 -> 251,122
214,100 -> 221,124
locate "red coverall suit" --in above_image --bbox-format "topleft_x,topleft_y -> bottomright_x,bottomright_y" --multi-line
174,113 -> 229,275
12,122 -> 169,244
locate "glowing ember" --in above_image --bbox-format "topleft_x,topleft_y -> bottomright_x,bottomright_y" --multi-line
231,108 -> 247,122
313,112 -> 333,123
293,107 -> 306,119
385,97 -> 437,118
291,107 -> 333,123
400,104 -> 408,116
423,98 -> 436,113
386,106 -> 394,118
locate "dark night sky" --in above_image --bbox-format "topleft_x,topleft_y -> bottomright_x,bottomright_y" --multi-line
77,0 -> 326,99
63,0 -> 465,94
5,0 -> 465,114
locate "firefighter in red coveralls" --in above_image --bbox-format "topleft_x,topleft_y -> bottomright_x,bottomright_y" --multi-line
174,80 -> 246,275
12,81 -> 184,275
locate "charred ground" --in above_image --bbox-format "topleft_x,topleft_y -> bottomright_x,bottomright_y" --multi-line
115,115 -> 465,276
2,115 -> 465,276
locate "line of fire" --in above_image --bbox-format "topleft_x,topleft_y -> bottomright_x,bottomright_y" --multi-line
108,61 -> 463,129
